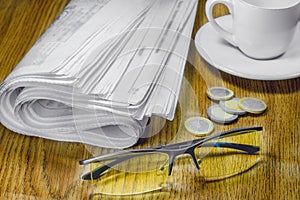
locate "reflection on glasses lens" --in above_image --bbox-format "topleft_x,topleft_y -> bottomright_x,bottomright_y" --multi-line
195,130 -> 261,180
88,152 -> 169,195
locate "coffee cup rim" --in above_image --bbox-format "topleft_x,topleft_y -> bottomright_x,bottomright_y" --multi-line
240,0 -> 300,10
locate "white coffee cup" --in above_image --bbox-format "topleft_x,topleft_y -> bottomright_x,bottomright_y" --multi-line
205,0 -> 300,59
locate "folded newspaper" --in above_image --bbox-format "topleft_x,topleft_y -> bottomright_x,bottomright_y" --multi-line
0,0 -> 197,148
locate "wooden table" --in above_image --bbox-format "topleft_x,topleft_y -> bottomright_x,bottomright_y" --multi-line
0,0 -> 299,199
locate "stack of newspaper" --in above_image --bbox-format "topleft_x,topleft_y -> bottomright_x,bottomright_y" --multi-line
0,0 -> 197,148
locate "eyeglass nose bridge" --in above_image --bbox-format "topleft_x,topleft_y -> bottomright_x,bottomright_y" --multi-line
167,149 -> 201,176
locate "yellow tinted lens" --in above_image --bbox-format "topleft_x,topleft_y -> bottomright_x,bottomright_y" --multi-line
195,130 -> 261,180
89,152 -> 169,195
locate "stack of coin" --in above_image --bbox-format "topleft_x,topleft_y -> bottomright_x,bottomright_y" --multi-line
184,87 -> 267,136
206,87 -> 267,124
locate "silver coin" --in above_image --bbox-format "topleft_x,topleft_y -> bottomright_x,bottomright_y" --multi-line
207,105 -> 238,124
239,97 -> 267,114
206,87 -> 234,101
219,97 -> 247,115
184,117 -> 214,136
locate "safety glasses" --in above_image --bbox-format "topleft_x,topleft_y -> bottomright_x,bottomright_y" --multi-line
80,126 -> 262,195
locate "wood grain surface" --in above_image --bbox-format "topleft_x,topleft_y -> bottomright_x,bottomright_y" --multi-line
0,0 -> 299,199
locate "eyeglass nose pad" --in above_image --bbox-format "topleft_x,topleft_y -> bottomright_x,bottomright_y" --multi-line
189,152 -> 200,170
168,154 -> 176,176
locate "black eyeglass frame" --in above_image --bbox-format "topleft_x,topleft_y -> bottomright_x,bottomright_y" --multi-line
80,126 -> 262,180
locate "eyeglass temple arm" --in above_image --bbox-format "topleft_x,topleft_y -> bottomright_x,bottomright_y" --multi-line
204,126 -> 263,142
162,139 -> 259,154
205,142 -> 260,154
163,127 -> 263,150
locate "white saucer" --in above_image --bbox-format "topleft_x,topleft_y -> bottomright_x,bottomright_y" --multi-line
195,15 -> 300,80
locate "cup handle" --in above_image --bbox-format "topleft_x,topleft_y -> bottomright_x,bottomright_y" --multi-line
205,0 -> 237,47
